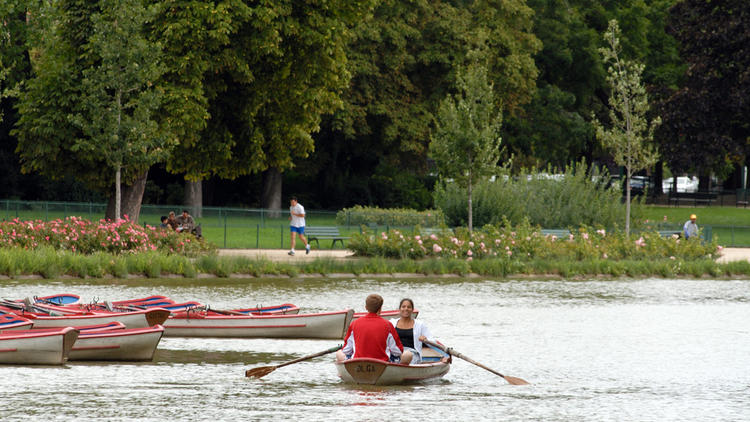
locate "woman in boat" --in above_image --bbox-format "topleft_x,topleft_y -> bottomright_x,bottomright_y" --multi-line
391,298 -> 436,364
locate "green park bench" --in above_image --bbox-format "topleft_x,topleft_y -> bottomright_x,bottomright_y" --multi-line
306,226 -> 349,248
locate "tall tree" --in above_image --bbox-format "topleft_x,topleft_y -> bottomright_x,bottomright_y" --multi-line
430,65 -> 503,232
163,0 -> 374,212
13,0 -> 170,221
593,20 -> 660,235
658,0 -> 749,183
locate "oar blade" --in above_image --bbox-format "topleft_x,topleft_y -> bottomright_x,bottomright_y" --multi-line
245,366 -> 276,378
503,375 -> 530,385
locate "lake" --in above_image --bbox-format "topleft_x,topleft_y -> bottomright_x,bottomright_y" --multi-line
1,277 -> 748,421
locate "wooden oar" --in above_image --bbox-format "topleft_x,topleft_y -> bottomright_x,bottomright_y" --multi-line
245,345 -> 342,379
422,339 -> 529,385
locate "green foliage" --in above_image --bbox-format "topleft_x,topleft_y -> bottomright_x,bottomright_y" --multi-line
0,216 -> 215,256
14,0 -> 171,197
336,205 -> 444,227
658,0 -> 750,178
349,221 -> 719,263
592,20 -> 660,234
435,161 -> 638,229
430,64 -> 503,231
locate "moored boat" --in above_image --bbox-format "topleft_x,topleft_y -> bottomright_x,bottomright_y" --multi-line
0,313 -> 34,331
335,358 -> 450,385
68,324 -> 164,361
19,308 -> 170,329
0,327 -> 79,365
352,308 -> 418,321
163,309 -> 354,339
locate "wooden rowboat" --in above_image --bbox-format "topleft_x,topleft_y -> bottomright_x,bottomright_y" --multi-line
335,358 -> 450,385
351,309 -> 419,321
68,324 -> 164,361
18,308 -> 170,329
163,309 -> 354,339
0,313 -> 34,331
0,327 -> 79,365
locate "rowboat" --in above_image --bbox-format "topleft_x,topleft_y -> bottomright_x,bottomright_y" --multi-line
163,309 -> 354,339
0,313 -> 34,331
335,358 -> 450,385
351,308 -> 418,321
17,308 -> 170,329
0,327 -> 79,365
69,324 -> 164,361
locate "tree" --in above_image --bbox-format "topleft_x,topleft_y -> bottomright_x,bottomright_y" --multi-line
658,0 -> 749,184
162,0 -> 374,212
14,0 -> 170,221
593,20 -> 660,235
430,65 -> 502,232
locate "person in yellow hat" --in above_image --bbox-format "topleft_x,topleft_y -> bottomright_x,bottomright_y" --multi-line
683,214 -> 698,239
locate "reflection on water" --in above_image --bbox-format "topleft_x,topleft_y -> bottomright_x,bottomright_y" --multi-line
1,277 -> 749,420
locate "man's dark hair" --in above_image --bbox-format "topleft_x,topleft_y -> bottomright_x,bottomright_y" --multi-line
290,196 -> 298,201
182,209 -> 189,214
365,294 -> 384,313
160,216 -> 167,222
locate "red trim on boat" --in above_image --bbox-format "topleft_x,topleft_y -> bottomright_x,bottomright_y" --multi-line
166,324 -> 307,329
0,348 -> 19,352
72,345 -> 121,351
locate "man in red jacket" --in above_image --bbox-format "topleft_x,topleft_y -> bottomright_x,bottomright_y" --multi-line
336,294 -> 403,362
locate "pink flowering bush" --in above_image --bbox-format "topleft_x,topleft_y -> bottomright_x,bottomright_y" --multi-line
348,218 -> 719,261
0,216 -> 215,256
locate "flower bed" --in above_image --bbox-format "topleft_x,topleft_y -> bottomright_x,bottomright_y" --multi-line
0,216 -> 215,256
348,220 -> 720,261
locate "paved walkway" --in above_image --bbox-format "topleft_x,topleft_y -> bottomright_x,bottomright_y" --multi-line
219,247 -> 750,263
218,248 -> 354,262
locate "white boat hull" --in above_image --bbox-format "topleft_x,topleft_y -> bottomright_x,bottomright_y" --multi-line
335,358 -> 450,385
0,327 -> 79,365
69,325 -> 164,361
164,309 -> 354,339
27,309 -> 170,329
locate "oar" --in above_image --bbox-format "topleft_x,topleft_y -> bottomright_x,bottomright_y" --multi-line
245,345 -> 342,379
422,339 -> 529,385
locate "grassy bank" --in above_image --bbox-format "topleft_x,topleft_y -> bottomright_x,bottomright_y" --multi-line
0,248 -> 748,279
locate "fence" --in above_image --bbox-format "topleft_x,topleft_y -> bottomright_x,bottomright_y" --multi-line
0,200 -> 418,249
2,199 -> 747,248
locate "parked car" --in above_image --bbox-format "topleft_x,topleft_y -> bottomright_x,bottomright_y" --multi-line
662,176 -> 698,193
627,175 -> 654,196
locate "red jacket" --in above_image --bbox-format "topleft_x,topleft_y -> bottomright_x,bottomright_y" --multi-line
341,313 -> 403,361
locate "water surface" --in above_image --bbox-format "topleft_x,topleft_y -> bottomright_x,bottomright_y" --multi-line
1,278 -> 748,421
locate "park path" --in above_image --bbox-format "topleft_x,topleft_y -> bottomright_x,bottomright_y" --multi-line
218,248 -> 750,263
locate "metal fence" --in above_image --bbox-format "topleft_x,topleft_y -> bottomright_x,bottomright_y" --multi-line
2,199 -> 747,248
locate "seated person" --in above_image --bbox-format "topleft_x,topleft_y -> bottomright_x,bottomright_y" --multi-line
175,209 -> 202,238
391,298 -> 443,364
336,294 -> 403,363
166,211 -> 179,231
159,216 -> 169,229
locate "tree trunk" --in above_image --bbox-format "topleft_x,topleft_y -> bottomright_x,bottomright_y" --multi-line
653,161 -> 663,195
115,165 -> 121,221
184,180 -> 203,218
625,173 -> 631,236
467,179 -> 473,233
106,170 -> 148,223
262,167 -> 282,219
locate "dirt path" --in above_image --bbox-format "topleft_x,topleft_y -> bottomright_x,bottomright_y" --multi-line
218,248 -> 354,262
218,248 -> 750,264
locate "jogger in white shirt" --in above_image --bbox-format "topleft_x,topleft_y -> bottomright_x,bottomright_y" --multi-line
288,196 -> 311,255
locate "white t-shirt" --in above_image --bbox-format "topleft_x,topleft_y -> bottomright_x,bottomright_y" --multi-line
290,203 -> 306,227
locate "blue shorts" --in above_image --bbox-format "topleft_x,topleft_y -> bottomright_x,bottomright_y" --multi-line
290,226 -> 305,234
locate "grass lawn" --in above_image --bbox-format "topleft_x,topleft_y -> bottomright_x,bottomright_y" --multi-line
641,205 -> 750,246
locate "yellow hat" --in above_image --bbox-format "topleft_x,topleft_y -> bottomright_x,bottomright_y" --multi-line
690,214 -> 697,220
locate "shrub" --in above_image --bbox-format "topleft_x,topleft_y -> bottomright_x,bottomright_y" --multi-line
0,216 -> 216,256
336,205 -> 445,227
434,160 -> 642,230
349,219 -> 720,262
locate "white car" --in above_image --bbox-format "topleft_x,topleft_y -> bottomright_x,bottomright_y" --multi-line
662,176 -> 698,193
